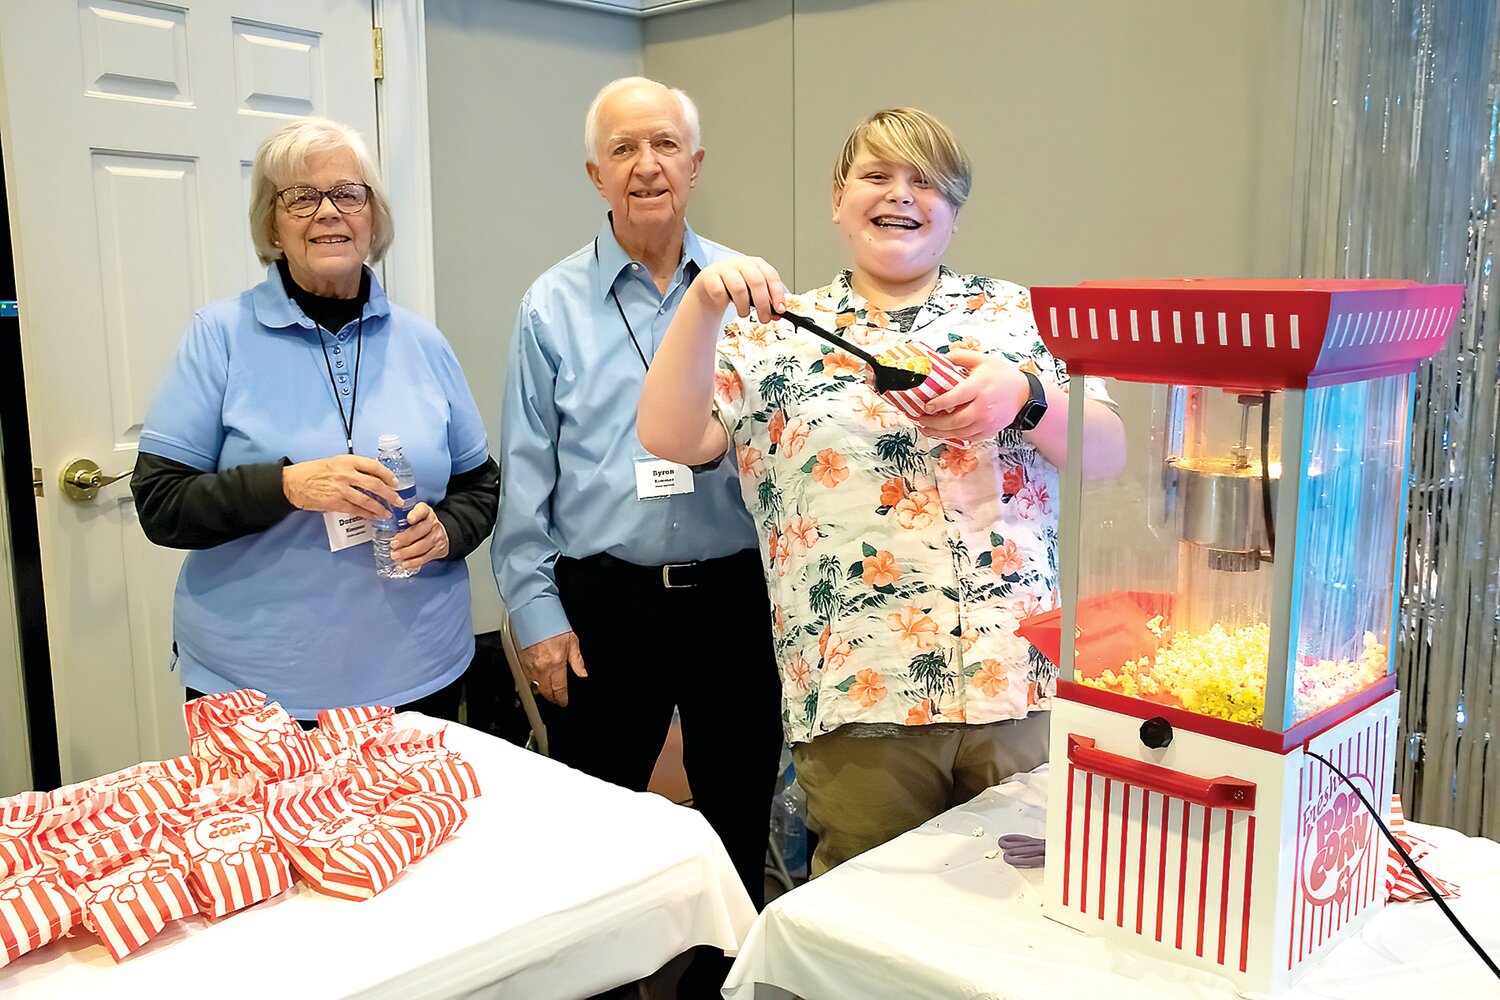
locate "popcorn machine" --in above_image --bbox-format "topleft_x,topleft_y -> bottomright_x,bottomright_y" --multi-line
1023,279 -> 1463,993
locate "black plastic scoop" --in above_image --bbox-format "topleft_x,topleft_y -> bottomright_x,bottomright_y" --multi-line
778,309 -> 929,392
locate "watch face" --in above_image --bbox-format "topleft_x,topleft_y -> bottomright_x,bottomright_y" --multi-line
1015,399 -> 1048,432
1010,371 -> 1048,432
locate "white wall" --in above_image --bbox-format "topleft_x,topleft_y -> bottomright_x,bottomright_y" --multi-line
424,0 -> 642,629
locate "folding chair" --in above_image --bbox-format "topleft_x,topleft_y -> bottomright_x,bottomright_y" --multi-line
499,607 -> 548,757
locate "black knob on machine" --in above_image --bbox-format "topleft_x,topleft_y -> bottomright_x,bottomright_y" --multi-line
1140,716 -> 1174,750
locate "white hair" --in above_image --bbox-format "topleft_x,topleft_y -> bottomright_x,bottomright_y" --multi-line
583,76 -> 701,161
249,117 -> 394,266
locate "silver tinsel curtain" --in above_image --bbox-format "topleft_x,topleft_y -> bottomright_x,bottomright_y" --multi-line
1293,0 -> 1500,834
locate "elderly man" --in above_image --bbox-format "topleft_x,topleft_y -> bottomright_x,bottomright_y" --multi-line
493,76 -> 781,926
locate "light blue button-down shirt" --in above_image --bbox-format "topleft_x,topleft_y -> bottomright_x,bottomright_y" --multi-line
493,216 -> 758,649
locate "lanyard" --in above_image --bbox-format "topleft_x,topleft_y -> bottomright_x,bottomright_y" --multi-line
315,314 -> 364,454
595,238 -> 651,371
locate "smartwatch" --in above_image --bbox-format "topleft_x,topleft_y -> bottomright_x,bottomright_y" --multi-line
1007,370 -> 1048,433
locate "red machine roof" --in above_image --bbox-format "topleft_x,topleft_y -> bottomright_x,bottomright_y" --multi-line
1030,279 -> 1464,388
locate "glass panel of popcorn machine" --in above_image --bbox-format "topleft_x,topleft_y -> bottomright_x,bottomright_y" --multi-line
1283,374 -> 1408,728
1073,381 -> 1283,726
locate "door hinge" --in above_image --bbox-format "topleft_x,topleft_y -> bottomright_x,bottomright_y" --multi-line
32,467 -> 43,497
372,27 -> 384,80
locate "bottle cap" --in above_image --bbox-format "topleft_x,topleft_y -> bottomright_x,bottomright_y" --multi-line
378,434 -> 401,451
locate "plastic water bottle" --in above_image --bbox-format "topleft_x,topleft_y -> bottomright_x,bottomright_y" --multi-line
771,763 -> 808,881
372,434 -> 418,579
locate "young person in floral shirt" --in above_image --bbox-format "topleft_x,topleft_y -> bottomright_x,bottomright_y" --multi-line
639,108 -> 1125,874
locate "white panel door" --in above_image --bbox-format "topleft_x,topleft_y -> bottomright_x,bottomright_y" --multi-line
0,1 -> 379,782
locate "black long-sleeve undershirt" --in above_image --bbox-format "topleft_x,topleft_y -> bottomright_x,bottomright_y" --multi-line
131,452 -> 500,559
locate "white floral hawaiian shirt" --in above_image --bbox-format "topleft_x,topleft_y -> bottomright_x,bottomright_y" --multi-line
712,267 -> 1107,744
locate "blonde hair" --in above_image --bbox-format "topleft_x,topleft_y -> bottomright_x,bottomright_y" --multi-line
249,117 -> 394,266
833,108 -> 972,209
584,76 -> 701,160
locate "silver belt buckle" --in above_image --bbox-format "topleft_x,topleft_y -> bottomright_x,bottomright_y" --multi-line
661,563 -> 695,588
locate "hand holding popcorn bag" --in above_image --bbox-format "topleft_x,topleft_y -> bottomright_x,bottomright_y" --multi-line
185,689 -> 317,782
56,817 -> 197,962
165,778 -> 292,918
874,342 -> 971,447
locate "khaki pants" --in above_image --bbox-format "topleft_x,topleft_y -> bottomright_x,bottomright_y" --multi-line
791,713 -> 1051,877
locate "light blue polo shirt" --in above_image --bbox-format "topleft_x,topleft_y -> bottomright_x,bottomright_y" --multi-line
138,265 -> 489,718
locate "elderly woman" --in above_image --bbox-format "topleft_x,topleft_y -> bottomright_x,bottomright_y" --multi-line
639,108 -> 1125,873
132,117 -> 497,721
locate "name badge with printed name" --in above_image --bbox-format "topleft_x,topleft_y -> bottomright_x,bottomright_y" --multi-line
635,459 -> 695,500
324,511 -> 372,551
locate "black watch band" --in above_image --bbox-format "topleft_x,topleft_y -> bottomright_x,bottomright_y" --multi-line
1006,370 -> 1048,433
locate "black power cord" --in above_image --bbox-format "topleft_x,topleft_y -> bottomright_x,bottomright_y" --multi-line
1306,750 -> 1500,980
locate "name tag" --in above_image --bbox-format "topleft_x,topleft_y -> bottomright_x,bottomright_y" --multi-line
634,459 -> 695,500
323,511 -> 372,551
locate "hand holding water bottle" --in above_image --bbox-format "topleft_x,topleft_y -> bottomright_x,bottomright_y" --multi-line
390,502 -> 450,572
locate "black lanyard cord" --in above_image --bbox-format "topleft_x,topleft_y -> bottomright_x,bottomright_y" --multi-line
316,313 -> 364,454
595,238 -> 652,372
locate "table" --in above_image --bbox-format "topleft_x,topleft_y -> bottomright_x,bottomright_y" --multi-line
1,714 -> 756,999
725,767 -> 1500,999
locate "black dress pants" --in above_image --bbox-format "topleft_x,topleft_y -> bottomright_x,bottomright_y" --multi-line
542,549 -> 783,911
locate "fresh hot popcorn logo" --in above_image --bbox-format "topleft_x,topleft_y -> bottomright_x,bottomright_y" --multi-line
1299,773 -> 1375,907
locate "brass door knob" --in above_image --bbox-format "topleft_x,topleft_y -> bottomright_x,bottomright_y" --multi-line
59,458 -> 131,502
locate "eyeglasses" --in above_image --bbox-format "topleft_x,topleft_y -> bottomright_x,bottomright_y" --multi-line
275,183 -> 371,218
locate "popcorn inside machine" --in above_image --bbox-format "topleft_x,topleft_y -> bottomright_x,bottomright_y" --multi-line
1021,279 -> 1462,993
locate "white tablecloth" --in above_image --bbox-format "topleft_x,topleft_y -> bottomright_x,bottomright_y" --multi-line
725,766 -> 1500,1000
1,714 -> 757,999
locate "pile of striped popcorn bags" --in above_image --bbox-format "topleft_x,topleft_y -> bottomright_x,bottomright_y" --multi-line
0,690 -> 480,966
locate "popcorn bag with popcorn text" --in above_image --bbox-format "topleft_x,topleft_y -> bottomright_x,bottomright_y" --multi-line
265,776 -> 415,901
166,778 -> 292,918
56,817 -> 198,962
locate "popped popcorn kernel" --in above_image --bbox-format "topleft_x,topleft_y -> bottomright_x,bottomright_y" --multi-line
1081,621 -> 1388,726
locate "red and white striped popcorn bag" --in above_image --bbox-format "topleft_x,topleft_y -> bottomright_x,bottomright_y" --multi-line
358,728 -> 482,800
379,791 -> 467,863
0,792 -> 50,876
28,788 -> 137,862
265,778 -> 414,901
309,704 -> 395,768
54,756 -> 206,818
167,778 -> 292,918
874,342 -> 972,447
57,818 -> 198,962
0,853 -> 83,969
1384,795 -> 1461,902
184,689 -> 318,782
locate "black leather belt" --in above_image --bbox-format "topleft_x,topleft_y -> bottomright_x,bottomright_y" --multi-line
565,549 -> 759,590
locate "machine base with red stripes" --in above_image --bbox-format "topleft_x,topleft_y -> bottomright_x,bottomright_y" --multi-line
1043,690 -> 1398,994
